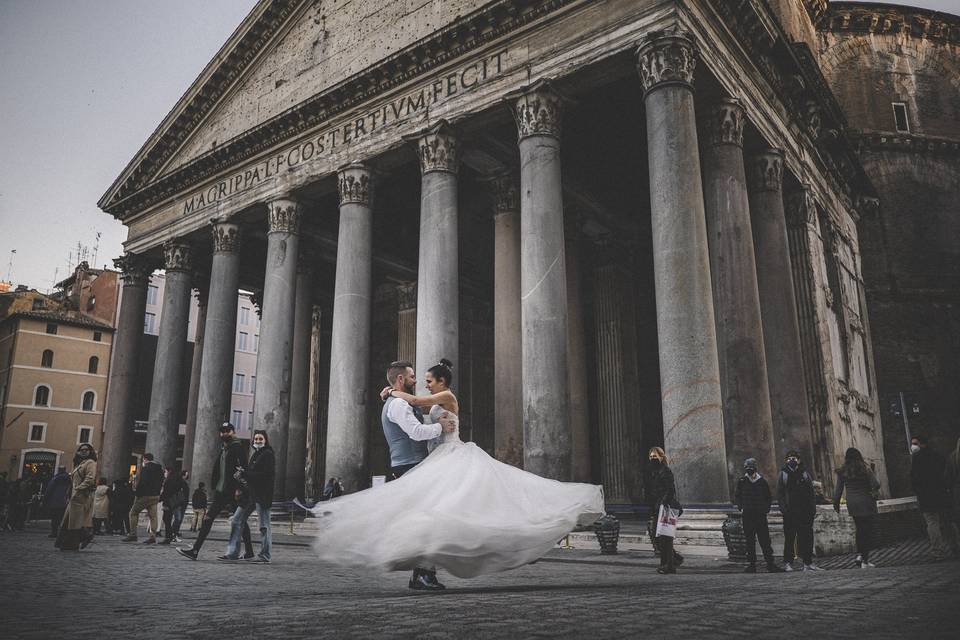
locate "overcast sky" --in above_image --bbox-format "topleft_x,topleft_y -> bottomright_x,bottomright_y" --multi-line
0,0 -> 957,292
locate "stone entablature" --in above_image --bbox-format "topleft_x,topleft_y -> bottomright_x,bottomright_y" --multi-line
849,131 -> 960,156
818,2 -> 960,44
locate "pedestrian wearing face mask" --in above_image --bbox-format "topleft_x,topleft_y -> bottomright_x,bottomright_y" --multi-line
177,423 -> 248,561
221,429 -> 275,563
910,435 -> 958,559
57,444 -> 98,551
735,458 -> 785,573
645,447 -> 683,574
777,450 -> 819,571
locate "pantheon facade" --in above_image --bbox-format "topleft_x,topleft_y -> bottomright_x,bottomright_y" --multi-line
98,0 -> 912,506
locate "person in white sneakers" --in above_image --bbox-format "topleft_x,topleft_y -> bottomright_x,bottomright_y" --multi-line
777,450 -> 820,571
833,447 -> 881,568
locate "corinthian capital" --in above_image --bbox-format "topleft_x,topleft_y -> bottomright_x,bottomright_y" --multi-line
162,241 -> 193,272
749,149 -> 784,192
337,162 -> 374,206
210,218 -> 241,254
409,121 -> 459,175
267,198 -> 302,234
112,252 -> 153,288
508,79 -> 563,141
785,186 -> 819,229
491,173 -> 519,216
636,29 -> 697,94
704,98 -> 745,147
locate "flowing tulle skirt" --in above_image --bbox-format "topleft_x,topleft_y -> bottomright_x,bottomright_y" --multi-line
307,441 -> 604,578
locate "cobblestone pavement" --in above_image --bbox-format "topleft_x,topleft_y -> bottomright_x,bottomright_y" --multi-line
2,524 -> 959,639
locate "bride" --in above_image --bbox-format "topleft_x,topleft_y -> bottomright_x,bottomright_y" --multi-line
305,358 -> 604,580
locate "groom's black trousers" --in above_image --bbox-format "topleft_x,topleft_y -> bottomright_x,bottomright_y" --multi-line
390,462 -> 435,580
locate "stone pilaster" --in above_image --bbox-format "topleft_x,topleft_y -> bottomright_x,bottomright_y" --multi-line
507,79 -> 571,480
408,122 -> 459,396
700,98 -> 778,484
100,252 -> 154,482
182,280 -> 208,474
565,213 -> 591,483
325,163 -> 375,492
192,219 -> 242,495
254,197 -> 303,499
396,282 -> 417,363
145,241 -> 194,469
748,150 -> 815,469
637,29 -> 728,502
304,306 -> 325,498
491,173 -> 523,468
285,251 -> 314,498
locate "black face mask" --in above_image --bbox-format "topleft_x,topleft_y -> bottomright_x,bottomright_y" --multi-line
787,460 -> 799,470
648,458 -> 661,466
220,434 -> 233,443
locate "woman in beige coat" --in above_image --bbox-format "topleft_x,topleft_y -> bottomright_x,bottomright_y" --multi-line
57,444 -> 98,551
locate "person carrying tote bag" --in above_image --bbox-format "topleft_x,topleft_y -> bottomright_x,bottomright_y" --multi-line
647,447 -> 683,574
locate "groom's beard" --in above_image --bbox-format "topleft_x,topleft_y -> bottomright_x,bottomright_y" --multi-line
403,382 -> 415,394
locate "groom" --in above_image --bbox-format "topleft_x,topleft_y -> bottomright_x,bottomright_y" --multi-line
381,360 -> 456,591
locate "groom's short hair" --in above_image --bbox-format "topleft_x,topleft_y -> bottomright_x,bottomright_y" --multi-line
386,360 -> 413,385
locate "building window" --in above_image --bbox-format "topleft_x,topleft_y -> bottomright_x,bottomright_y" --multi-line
232,409 -> 243,430
78,426 -> 92,444
87,295 -> 96,310
41,349 -> 54,368
252,334 -> 259,353
82,391 -> 96,411
239,306 -> 250,326
88,356 -> 99,374
233,373 -> 246,393
144,312 -> 156,334
237,331 -> 249,351
28,423 -> 46,443
32,298 -> 45,310
147,284 -> 159,306
34,385 -> 50,407
46,323 -> 57,335
892,102 -> 909,133
250,376 -> 256,394
93,331 -> 102,342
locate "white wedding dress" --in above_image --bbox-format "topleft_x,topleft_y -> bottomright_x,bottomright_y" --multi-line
307,405 -> 604,578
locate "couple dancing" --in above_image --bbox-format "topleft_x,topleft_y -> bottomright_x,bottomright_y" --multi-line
306,358 -> 604,590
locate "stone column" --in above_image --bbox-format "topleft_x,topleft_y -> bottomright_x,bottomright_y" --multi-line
700,98 -> 778,482
285,253 -> 314,499
253,197 -> 303,499
304,306 -> 324,498
592,243 -> 643,502
409,121 -> 459,392
491,173 -> 523,468
182,283 -> 207,474
748,150 -> 814,467
192,220 -> 242,494
396,282 -> 417,363
324,163 -> 374,492
100,253 -> 153,482
508,80 -> 570,480
637,29 -> 728,502
145,242 -> 194,470
565,216 -> 591,483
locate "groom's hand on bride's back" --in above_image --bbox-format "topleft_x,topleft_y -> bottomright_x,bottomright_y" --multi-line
439,413 -> 457,433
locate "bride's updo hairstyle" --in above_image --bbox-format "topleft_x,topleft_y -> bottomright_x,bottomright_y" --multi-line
428,358 -> 454,388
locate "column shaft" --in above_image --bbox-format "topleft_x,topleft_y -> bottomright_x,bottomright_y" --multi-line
700,99 -> 777,482
304,307 -> 324,498
324,164 -> 374,492
411,122 -> 459,392
182,288 -> 207,474
748,150 -> 814,467
492,175 -> 523,468
638,30 -> 728,502
566,223 -> 591,483
192,222 -> 241,494
510,81 -> 570,480
396,282 -> 417,363
254,198 -> 302,499
100,254 -> 152,482
145,243 -> 194,469
285,262 -> 313,498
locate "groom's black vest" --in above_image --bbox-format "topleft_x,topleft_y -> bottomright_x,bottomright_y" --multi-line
382,397 -> 429,467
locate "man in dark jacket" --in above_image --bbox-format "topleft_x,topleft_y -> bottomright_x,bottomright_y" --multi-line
777,450 -> 819,571
222,429 -> 276,563
190,482 -> 208,532
735,457 -> 784,573
158,468 -> 190,545
42,467 -> 72,538
911,435 -> 959,558
109,478 -> 134,535
124,453 -> 164,543
178,422 -> 247,560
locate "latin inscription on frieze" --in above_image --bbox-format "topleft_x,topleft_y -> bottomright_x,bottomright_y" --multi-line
181,49 -> 508,216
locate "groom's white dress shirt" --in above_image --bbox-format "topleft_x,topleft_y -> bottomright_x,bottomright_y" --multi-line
386,398 -> 442,441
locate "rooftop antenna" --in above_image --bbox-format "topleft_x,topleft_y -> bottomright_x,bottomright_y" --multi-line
4,249 -> 14,282
92,231 -> 101,269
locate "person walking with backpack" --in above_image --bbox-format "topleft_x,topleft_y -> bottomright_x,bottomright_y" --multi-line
735,457 -> 785,574
777,450 -> 819,571
833,447 -> 881,568
158,467 -> 189,545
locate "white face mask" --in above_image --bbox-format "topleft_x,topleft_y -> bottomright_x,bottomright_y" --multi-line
253,443 -> 264,450
910,444 -> 921,454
